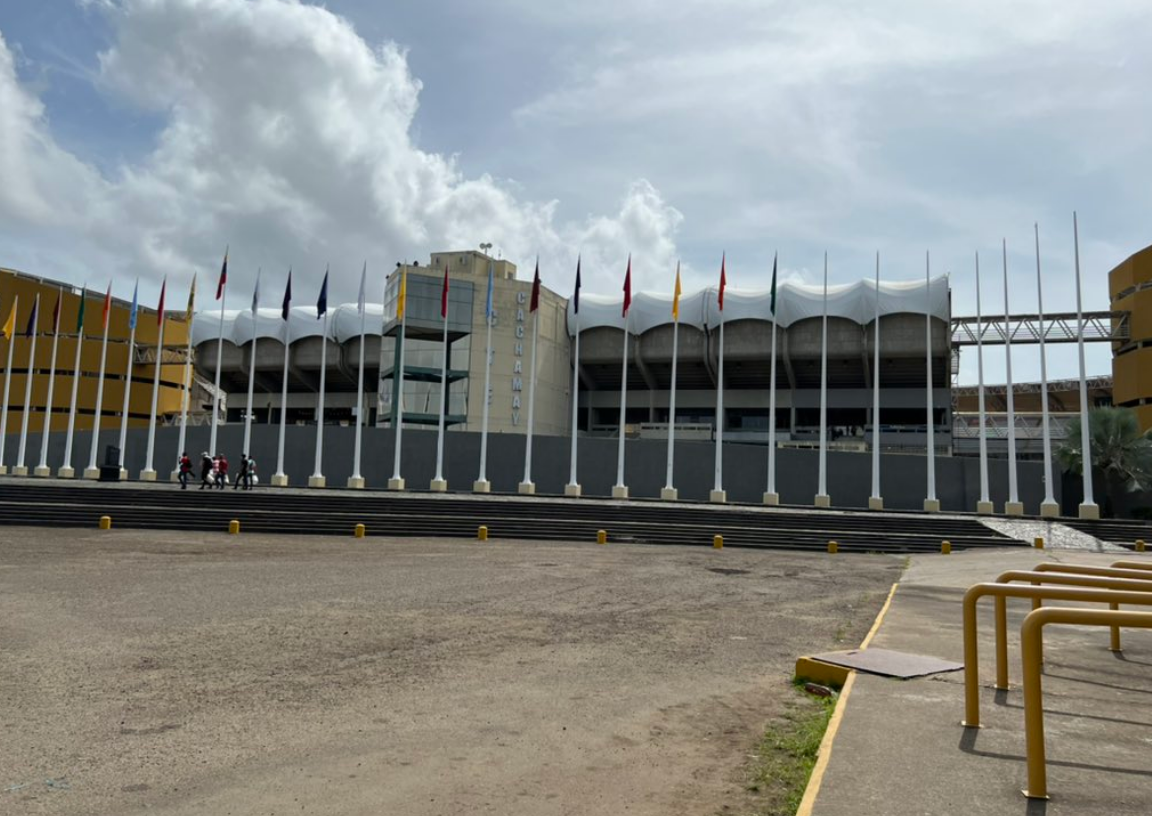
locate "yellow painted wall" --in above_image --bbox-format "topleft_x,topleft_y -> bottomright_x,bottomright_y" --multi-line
0,268 -> 191,433
1110,244 -> 1152,431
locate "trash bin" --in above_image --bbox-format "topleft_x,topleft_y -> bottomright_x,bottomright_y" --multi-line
103,445 -> 120,468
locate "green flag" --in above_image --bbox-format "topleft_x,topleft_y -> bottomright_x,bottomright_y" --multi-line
769,253 -> 778,316
76,286 -> 87,333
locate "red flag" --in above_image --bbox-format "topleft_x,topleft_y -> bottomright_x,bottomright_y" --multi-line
530,259 -> 541,313
622,255 -> 632,317
440,266 -> 449,319
156,278 -> 167,326
718,253 -> 727,311
102,284 -> 112,329
215,249 -> 228,300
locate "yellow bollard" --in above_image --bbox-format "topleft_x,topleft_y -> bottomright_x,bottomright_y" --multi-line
597,529 -> 607,545
713,535 -> 723,549
99,515 -> 111,530
941,540 -> 952,555
354,523 -> 365,538
1034,536 -> 1044,550
228,519 -> 240,535
478,525 -> 488,541
828,540 -> 838,554
1137,539 -> 1146,553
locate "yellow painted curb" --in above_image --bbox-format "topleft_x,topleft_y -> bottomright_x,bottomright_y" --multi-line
795,581 -> 899,816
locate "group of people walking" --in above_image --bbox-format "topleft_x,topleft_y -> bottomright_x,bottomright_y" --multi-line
176,452 -> 257,490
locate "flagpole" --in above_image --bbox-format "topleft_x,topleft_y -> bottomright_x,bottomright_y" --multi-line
141,281 -> 167,480
243,271 -> 260,460
15,294 -> 41,476
209,250 -> 227,456
85,289 -> 112,479
923,253 -> 939,512
117,309 -> 138,480
662,267 -> 680,501
431,266 -> 450,492
868,253 -> 883,509
613,315 -> 630,499
1073,212 -> 1098,519
349,265 -> 368,489
60,289 -> 87,477
309,310 -> 329,489
474,261 -> 494,493
975,252 -> 992,513
34,291 -> 63,476
389,269 -> 408,490
565,260 -> 582,497
1034,224 -> 1059,517
0,296 -> 18,475
815,253 -> 830,507
172,306 -> 195,482
711,255 -> 727,503
764,255 -> 779,505
1002,239 -> 1022,515
519,296 -> 540,494
271,273 -> 292,487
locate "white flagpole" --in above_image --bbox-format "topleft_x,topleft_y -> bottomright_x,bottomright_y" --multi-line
614,312 -> 630,498
975,252 -> 991,513
1073,212 -> 1098,518
711,290 -> 726,503
1034,224 -> 1058,517
35,293 -> 63,476
0,295 -> 17,475
1002,239 -> 1021,514
141,282 -> 167,479
475,262 -> 494,493
520,298 -> 540,493
389,274 -> 408,490
209,272 -> 226,456
85,292 -> 111,479
273,305 -> 291,486
924,253 -> 938,511
765,261 -> 779,505
309,309 -> 329,487
349,264 -> 368,488
869,252 -> 882,509
431,278 -> 450,491
566,307 -> 581,496
15,294 -> 41,475
815,253 -> 830,507
172,316 -> 195,481
60,290 -> 86,477
117,318 -> 137,479
663,287 -> 680,501
243,271 -> 260,459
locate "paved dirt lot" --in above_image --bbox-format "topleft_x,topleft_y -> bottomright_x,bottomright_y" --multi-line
1,527 -> 901,815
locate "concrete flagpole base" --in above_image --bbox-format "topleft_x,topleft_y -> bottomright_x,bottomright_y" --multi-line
1078,502 -> 1100,520
814,494 -> 831,508
118,468 -> 128,481
83,467 -> 100,480
346,476 -> 365,489
269,473 -> 289,487
976,500 -> 994,514
139,469 -> 157,482
517,481 -> 535,495
387,477 -> 406,491
868,496 -> 884,510
307,475 -> 326,489
472,479 -> 491,494
429,478 -> 448,492
52,465 -> 76,478
923,498 -> 940,513
33,466 -> 51,477
0,465 -> 7,475
564,483 -> 582,497
1039,502 -> 1060,518
660,487 -> 678,501
709,489 -> 727,504
611,485 -> 630,499
169,469 -> 181,483
1004,501 -> 1025,516
12,466 -> 28,476
762,492 -> 780,506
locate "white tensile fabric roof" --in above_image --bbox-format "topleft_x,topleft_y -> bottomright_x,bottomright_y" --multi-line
190,304 -> 387,346
566,275 -> 951,335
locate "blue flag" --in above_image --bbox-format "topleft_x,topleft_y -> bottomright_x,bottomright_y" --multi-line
129,281 -> 139,330
485,263 -> 494,319
317,267 -> 328,318
281,269 -> 292,321
573,256 -> 581,315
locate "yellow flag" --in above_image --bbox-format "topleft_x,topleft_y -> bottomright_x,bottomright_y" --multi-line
1,297 -> 16,340
185,272 -> 197,321
396,268 -> 407,320
672,263 -> 682,321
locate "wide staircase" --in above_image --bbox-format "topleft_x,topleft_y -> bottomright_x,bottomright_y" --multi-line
1060,517 -> 1152,550
0,480 -> 1029,554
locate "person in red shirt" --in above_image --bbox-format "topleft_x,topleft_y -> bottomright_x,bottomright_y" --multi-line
216,453 -> 229,489
178,452 -> 192,490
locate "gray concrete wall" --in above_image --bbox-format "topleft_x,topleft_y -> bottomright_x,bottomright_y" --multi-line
2,424 -> 1055,513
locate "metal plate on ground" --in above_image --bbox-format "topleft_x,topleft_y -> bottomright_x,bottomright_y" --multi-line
810,648 -> 962,679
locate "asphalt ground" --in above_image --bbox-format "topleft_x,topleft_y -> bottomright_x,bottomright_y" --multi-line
1,526 -> 900,816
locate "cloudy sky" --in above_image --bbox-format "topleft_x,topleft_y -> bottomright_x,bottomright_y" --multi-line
1,0 -> 1149,384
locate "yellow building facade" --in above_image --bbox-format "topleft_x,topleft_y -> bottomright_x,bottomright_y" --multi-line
1110,243 -> 1152,430
0,267 -> 191,435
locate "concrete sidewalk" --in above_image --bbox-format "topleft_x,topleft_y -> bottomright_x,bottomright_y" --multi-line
809,548 -> 1152,815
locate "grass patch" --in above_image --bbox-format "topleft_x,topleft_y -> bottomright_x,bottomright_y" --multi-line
741,682 -> 836,816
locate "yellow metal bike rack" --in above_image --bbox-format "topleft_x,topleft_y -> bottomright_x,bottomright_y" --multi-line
961,583 -> 1152,728
1020,607 -> 1152,800
1112,559 -> 1152,572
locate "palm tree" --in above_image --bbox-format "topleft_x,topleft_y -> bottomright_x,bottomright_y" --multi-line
1057,406 -> 1152,515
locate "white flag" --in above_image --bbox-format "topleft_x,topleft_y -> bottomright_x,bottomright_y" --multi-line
252,269 -> 261,314
357,261 -> 367,314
